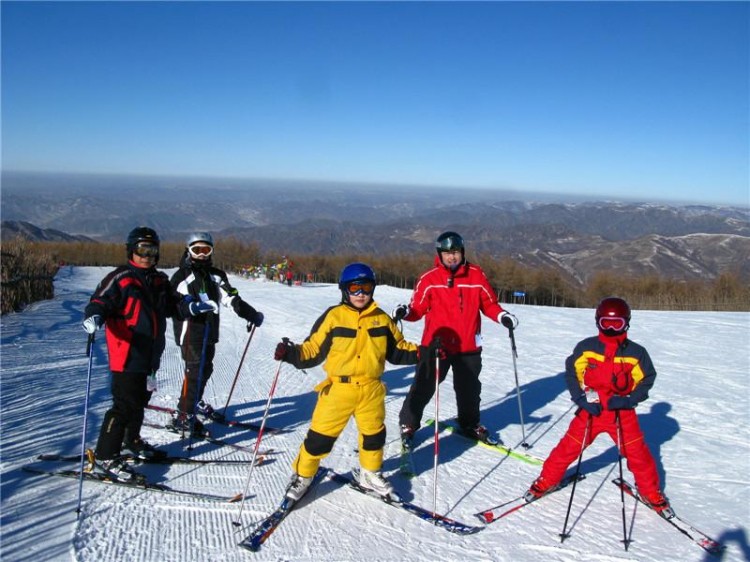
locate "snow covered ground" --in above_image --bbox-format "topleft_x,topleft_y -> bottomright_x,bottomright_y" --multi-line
1,266 -> 748,562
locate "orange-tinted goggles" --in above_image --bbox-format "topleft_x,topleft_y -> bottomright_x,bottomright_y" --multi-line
133,243 -> 159,258
346,281 -> 374,295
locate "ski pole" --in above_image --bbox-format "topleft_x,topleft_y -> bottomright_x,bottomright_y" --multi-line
187,318 -> 211,451
432,338 -> 442,520
76,332 -> 95,519
508,327 -> 529,448
615,411 -> 631,550
233,355 -> 285,527
219,323 -> 256,419
559,413 -> 592,542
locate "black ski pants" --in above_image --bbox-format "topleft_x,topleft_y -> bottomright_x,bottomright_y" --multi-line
399,351 -> 483,431
95,371 -> 150,459
177,340 -> 216,413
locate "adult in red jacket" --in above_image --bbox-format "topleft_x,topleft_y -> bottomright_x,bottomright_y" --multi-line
82,227 -> 207,482
393,232 -> 518,444
524,297 -> 673,517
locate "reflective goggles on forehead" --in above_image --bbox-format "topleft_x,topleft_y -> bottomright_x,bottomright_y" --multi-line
189,244 -> 213,258
346,281 -> 374,295
598,316 -> 628,332
133,243 -> 159,258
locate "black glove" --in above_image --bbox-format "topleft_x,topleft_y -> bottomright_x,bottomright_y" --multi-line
392,304 -> 410,322
500,312 -> 519,330
251,311 -> 264,328
274,338 -> 295,362
575,394 -> 602,417
607,395 -> 633,410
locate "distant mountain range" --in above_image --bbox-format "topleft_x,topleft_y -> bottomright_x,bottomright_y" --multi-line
2,171 -> 748,285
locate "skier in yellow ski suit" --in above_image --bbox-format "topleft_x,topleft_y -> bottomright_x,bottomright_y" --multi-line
274,262 -> 420,500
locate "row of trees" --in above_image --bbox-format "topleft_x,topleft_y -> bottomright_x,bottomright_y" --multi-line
1,239 -> 58,314
3,238 -> 748,313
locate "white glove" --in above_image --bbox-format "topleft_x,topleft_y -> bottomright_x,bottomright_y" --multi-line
499,311 -> 519,330
82,315 -> 102,334
189,300 -> 219,315
392,304 -> 410,322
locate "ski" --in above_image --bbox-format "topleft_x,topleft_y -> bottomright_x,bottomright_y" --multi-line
36,451 -> 271,466
238,467 -> 328,552
613,478 -> 724,556
475,473 -> 586,524
22,465 -> 244,503
146,403 -> 286,434
142,421 -> 267,456
424,418 -> 543,466
328,470 -> 482,535
399,436 -> 416,478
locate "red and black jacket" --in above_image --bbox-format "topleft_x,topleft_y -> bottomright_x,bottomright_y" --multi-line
85,262 -> 189,373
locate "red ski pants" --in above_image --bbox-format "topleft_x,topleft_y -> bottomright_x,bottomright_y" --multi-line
540,408 -> 661,496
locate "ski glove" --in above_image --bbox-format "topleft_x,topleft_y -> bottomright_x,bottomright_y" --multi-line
575,394 -> 602,417
251,311 -> 264,328
392,304 -> 410,322
417,338 -> 446,379
274,338 -> 295,362
607,395 -> 634,410
499,312 -> 519,330
82,315 -> 102,334
189,300 -> 219,316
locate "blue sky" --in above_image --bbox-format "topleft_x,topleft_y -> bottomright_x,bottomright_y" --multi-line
2,1 -> 748,206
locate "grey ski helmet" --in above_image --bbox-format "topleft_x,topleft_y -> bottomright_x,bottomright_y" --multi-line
186,232 -> 214,247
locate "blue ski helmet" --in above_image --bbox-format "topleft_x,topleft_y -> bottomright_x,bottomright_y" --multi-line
339,262 -> 376,287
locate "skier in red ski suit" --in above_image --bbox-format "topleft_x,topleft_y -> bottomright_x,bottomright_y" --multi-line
393,231 -> 518,445
525,297 -> 673,517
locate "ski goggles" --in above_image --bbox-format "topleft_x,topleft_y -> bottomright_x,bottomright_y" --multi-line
133,242 -> 159,258
597,316 -> 628,332
345,281 -> 374,296
189,244 -> 213,258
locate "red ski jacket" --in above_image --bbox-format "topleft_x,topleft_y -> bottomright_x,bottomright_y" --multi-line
85,262 -> 189,373
404,256 -> 505,354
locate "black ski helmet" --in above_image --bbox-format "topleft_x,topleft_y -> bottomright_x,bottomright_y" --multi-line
435,231 -> 465,253
435,231 -> 466,267
595,297 -> 631,335
126,226 -> 160,261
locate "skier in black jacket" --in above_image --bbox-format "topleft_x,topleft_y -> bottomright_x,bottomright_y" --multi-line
167,232 -> 264,437
82,226 -> 208,482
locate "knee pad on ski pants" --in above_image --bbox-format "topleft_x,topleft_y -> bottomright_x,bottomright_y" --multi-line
361,426 -> 386,451
303,429 -> 336,456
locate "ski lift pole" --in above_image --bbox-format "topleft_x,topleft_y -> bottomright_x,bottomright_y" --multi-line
508,327 -> 529,448
219,323 -> 256,419
233,358 -> 285,527
76,332 -> 95,519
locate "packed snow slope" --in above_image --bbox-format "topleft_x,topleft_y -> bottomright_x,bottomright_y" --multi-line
1,266 -> 749,562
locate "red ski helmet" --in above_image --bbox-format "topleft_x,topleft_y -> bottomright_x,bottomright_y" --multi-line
595,297 -> 631,335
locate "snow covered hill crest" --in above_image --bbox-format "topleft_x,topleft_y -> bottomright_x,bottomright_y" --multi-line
1,267 -> 748,561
